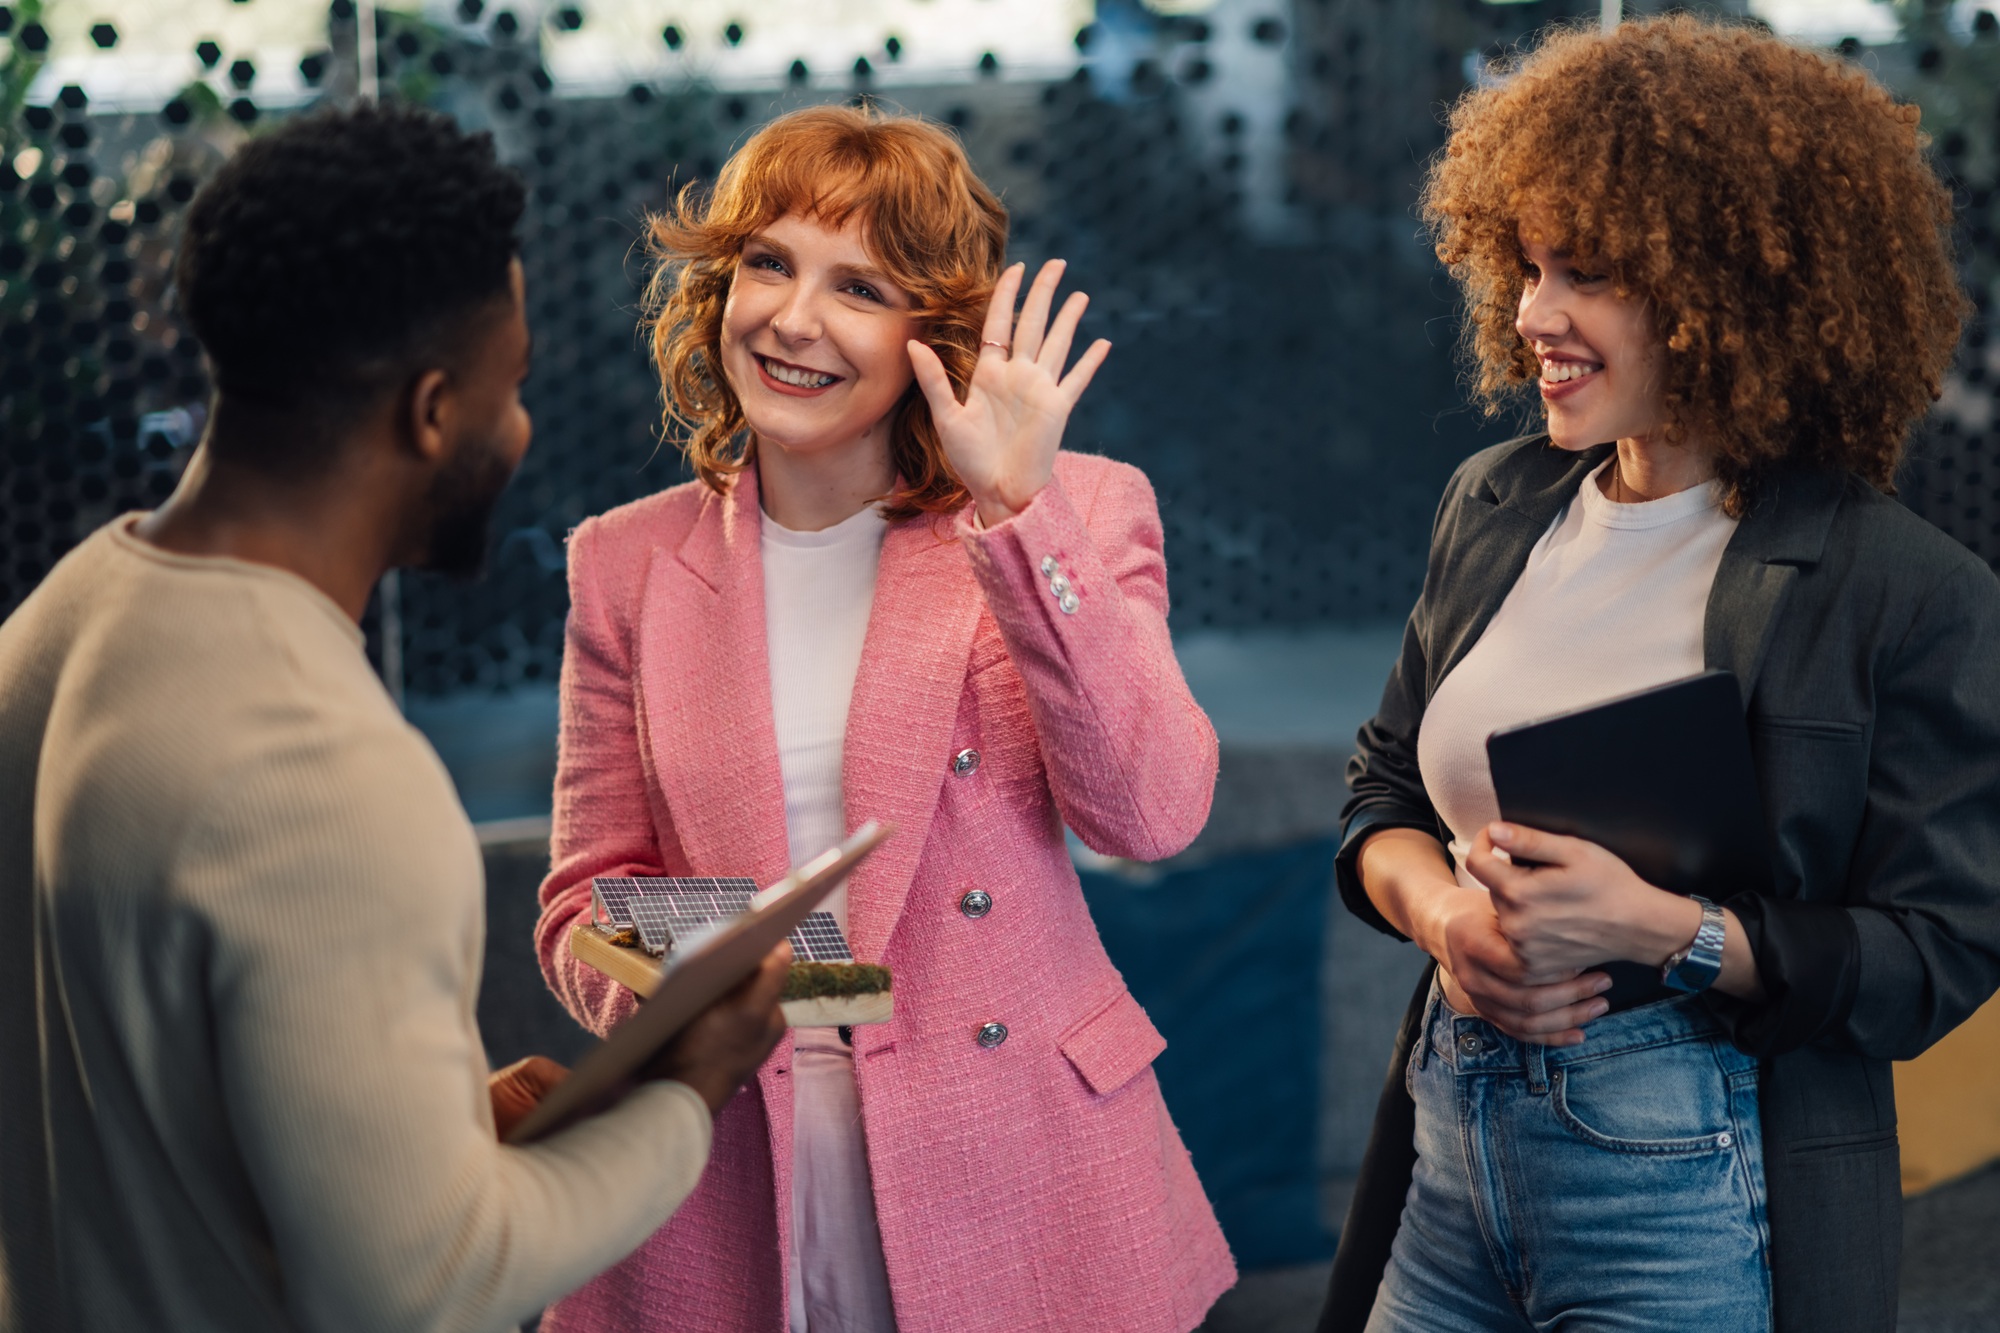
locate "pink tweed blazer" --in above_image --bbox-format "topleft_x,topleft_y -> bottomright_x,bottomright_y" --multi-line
534,451 -> 1236,1332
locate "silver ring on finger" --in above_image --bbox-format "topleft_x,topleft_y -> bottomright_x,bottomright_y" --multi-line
981,340 -> 1011,354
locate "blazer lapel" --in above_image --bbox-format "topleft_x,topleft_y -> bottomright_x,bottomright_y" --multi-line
636,469 -> 794,887
1704,468 -> 1842,707
1428,440 -> 1610,692
840,512 -> 984,962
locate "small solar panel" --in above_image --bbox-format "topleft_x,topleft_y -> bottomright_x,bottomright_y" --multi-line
624,895 -> 683,956
791,912 -> 852,963
612,879 -> 855,964
591,875 -> 756,928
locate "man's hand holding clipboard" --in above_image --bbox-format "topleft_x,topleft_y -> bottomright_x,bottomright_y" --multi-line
504,822 -> 893,1145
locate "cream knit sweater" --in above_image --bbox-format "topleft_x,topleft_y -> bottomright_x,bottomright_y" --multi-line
0,518 -> 712,1333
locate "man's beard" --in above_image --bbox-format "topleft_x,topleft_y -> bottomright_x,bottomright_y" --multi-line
418,433 -> 518,578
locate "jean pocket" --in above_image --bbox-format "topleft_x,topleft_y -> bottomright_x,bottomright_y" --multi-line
1551,1036 -> 1740,1157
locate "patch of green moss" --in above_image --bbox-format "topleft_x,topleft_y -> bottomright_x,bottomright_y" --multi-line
782,962 -> 891,1001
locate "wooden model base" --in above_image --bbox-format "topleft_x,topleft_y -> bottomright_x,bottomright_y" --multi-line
569,922 -> 893,1028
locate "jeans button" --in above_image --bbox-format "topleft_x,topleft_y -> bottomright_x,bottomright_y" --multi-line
1457,1031 -> 1483,1055
1717,1131 -> 1733,1148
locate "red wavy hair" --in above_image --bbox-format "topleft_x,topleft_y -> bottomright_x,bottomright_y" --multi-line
642,104 -> 1008,520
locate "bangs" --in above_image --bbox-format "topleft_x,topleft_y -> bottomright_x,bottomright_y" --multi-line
691,112 -> 1004,314
707,138 -> 883,243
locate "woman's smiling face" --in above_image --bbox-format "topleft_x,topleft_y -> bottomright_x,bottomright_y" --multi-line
719,211 -> 923,461
1515,232 -> 1667,451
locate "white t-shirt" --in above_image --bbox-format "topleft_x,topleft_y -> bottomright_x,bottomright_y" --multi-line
1417,460 -> 1739,887
759,500 -> 900,1333
760,501 -> 887,931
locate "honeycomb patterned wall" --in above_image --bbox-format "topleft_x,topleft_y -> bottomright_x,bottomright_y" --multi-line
2,1 -> 1995,698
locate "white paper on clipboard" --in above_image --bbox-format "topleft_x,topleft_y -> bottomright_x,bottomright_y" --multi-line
506,821 -> 892,1145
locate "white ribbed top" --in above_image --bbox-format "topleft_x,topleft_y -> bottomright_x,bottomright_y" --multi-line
1418,459 -> 1739,886
760,502 -> 887,932
759,504 -> 896,1331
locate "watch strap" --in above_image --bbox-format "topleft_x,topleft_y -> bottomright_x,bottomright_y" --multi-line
1660,895 -> 1726,993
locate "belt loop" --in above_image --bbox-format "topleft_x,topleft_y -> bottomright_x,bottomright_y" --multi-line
1415,976 -> 1441,1072
1526,1039 -> 1549,1096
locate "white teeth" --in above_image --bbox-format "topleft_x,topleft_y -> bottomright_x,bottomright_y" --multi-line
762,357 -> 836,389
1541,360 -> 1600,384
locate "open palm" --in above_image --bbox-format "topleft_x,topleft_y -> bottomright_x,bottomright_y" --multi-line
908,259 -> 1112,525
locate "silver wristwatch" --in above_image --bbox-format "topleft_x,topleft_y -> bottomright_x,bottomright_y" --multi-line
1660,895 -> 1726,994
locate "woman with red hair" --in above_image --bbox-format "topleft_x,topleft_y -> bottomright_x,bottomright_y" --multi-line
534,104 -> 1234,1332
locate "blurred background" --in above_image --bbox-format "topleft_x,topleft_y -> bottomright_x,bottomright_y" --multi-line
3,0 -> 1998,1328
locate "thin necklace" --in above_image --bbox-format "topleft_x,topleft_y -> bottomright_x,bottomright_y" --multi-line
1607,462 -> 1631,504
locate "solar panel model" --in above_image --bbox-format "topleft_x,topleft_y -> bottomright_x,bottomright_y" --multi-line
592,875 -> 756,930
577,873 -> 890,1028
609,878 -> 854,964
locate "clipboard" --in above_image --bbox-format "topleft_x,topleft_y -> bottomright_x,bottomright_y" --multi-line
506,821 -> 892,1144
1486,671 -> 1772,1010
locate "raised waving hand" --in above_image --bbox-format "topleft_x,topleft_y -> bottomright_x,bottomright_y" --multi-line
907,259 -> 1112,526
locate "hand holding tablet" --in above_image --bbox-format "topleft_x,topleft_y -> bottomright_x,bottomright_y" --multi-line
506,822 -> 892,1144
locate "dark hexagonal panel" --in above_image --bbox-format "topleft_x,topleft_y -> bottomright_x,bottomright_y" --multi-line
1,0 -> 1996,710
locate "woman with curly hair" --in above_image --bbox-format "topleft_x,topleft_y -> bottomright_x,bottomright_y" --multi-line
533,104 -> 1234,1332
1318,16 -> 2000,1333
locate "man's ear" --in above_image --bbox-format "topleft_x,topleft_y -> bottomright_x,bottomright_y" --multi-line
405,367 -> 454,465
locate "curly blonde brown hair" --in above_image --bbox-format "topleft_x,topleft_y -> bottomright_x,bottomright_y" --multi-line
642,104 -> 1007,520
1422,15 -> 1967,512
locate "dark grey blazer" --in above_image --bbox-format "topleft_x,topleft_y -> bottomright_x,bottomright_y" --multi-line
1318,435 -> 2000,1333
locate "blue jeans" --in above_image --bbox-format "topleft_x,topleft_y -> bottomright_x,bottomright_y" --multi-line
1367,979 -> 1772,1333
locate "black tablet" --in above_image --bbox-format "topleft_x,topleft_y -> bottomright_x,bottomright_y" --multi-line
1485,670 -> 1772,1010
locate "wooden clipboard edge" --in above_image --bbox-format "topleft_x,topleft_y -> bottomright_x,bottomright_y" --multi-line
506,821 -> 893,1145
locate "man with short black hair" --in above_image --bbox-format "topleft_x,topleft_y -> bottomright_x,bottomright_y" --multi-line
0,102 -> 785,1332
